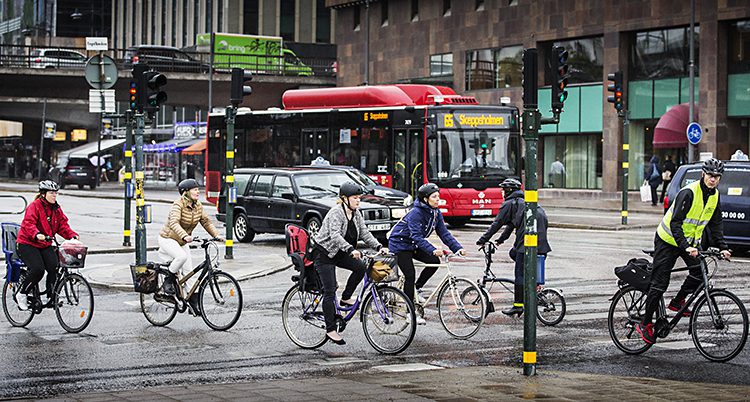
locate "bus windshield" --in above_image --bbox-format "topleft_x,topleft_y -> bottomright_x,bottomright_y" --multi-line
428,129 -> 517,181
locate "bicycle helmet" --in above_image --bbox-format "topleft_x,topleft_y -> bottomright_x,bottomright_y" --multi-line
702,158 -> 724,176
499,178 -> 522,190
177,178 -> 200,194
339,181 -> 366,198
417,183 -> 440,202
38,180 -> 59,192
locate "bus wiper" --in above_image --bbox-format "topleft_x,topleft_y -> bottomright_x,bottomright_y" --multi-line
300,185 -> 337,195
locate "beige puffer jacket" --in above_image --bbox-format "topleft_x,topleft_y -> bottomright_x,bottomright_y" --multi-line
159,196 -> 220,246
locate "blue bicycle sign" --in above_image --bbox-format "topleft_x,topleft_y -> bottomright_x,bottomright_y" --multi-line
687,122 -> 703,145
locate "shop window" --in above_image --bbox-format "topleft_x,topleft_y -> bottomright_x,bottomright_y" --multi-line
495,45 -> 523,88
631,26 -> 700,80
465,49 -> 494,90
543,134 -> 602,189
430,53 -> 453,77
729,20 -> 750,74
546,37 -> 604,85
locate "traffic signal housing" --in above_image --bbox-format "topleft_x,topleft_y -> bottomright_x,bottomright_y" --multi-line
143,70 -> 168,115
551,45 -> 569,113
230,68 -> 253,107
130,64 -> 147,112
607,71 -> 624,113
522,49 -> 538,108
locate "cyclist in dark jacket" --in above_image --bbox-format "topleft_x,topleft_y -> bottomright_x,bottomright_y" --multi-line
388,183 -> 465,324
476,178 -> 551,316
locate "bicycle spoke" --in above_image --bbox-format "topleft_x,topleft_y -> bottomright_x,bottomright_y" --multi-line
283,286 -> 327,349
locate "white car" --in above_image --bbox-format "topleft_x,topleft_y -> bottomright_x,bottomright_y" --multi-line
30,49 -> 87,69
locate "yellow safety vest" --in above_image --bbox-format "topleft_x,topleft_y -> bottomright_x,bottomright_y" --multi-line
657,180 -> 718,247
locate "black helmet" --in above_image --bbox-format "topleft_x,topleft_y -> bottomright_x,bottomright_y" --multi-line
702,158 -> 724,176
177,179 -> 200,194
417,183 -> 440,202
499,178 -> 522,191
38,180 -> 59,192
339,181 -> 365,198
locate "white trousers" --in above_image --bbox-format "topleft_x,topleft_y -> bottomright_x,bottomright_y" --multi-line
157,236 -> 197,292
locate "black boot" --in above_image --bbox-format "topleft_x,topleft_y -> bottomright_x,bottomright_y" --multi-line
188,294 -> 202,317
503,283 -> 524,317
502,305 -> 524,317
163,276 -> 176,295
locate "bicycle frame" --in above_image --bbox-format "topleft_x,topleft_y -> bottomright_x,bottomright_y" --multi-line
155,239 -> 219,305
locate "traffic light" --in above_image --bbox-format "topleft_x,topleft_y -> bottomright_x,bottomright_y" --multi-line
230,68 -> 253,107
522,49 -> 538,108
142,70 -> 167,115
551,45 -> 569,113
607,71 -> 624,113
130,64 -> 147,112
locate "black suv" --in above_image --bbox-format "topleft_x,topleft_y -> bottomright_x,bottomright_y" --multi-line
216,167 -> 406,243
49,157 -> 97,190
123,45 -> 209,73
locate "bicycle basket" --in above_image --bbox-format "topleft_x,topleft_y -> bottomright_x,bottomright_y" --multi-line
130,263 -> 158,294
57,240 -> 88,268
614,258 -> 652,291
369,255 -> 398,283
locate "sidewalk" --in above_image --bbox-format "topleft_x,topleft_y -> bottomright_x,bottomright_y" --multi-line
32,364 -> 750,401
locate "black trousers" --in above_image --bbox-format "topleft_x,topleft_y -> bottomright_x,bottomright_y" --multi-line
659,179 -> 671,203
396,249 -> 441,302
643,235 -> 702,324
17,243 -> 58,297
314,250 -> 367,332
650,183 -> 659,206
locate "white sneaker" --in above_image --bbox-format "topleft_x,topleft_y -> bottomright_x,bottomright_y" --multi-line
14,292 -> 28,311
415,315 -> 426,325
415,289 -> 427,305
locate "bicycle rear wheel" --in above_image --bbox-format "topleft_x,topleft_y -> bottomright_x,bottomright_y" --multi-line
282,285 -> 327,349
199,271 -> 243,331
691,289 -> 749,362
140,292 -> 178,327
608,285 -> 652,355
3,281 -> 34,327
362,285 -> 416,354
537,288 -> 566,326
54,273 -> 94,333
437,277 -> 485,339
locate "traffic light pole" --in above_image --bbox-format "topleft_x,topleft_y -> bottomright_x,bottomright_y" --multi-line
521,108 -> 540,377
123,110 -> 133,247
134,112 -> 147,265
621,110 -> 630,225
224,106 -> 236,259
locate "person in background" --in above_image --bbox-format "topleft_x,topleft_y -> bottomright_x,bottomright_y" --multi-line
645,155 -> 662,206
549,157 -> 566,188
659,155 -> 676,204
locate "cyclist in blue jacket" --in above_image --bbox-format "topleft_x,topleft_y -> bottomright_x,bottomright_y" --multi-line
388,183 -> 465,324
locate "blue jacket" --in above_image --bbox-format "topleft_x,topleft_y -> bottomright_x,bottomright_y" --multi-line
388,199 -> 462,254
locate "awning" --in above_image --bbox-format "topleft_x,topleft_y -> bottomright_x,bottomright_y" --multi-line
181,139 -> 206,155
60,139 -> 126,159
142,138 -> 201,153
653,103 -> 698,149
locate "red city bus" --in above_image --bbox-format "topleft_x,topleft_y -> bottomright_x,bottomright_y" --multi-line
205,84 -> 521,226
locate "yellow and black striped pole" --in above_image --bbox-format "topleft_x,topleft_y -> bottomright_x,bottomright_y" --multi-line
134,112 -> 147,265
621,110 -> 629,225
522,108 -> 540,376
123,110 -> 133,247
224,105 -> 236,259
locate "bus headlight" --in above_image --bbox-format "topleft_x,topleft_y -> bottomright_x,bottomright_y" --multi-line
391,208 -> 408,219
402,195 -> 413,207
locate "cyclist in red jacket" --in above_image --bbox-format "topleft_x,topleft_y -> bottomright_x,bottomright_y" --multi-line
15,180 -> 79,310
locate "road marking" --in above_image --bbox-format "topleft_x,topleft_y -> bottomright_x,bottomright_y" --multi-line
653,340 -> 700,350
372,363 -> 444,372
315,357 -> 369,366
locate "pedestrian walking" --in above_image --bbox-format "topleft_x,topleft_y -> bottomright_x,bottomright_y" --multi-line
645,155 -> 662,206
659,155 -> 676,204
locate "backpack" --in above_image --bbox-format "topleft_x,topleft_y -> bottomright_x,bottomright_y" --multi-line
614,258 -> 653,291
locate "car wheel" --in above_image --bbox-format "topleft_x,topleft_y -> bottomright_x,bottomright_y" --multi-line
78,184 -> 84,190
305,216 -> 322,237
234,212 -> 255,243
445,217 -> 470,228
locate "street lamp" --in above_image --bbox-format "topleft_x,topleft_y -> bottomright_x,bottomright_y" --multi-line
21,24 -> 52,47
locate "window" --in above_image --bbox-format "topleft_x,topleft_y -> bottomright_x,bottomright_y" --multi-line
271,176 -> 293,198
631,26 -> 700,80
381,1 -> 389,27
547,37 -> 604,85
476,0 -> 485,11
243,0 -> 259,34
236,174 -> 254,195
253,174 -> 274,197
280,0 -> 295,41
495,46 -> 523,87
353,6 -> 360,31
411,0 -> 419,22
443,0 -> 451,16
465,49 -> 494,90
316,0 -> 331,42
729,20 -> 750,74
332,127 -> 391,175
430,53 -> 453,76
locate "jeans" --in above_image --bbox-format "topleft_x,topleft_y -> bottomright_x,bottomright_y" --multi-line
314,250 -> 367,332
395,249 -> 441,303
17,244 -> 57,297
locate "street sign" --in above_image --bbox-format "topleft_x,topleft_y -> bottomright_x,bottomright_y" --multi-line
687,122 -> 703,145
89,90 -> 116,113
85,37 -> 108,51
85,55 -> 118,89
43,122 -> 56,139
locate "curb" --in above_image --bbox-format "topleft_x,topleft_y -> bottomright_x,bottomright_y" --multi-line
549,222 -> 655,231
0,186 -> 213,206
0,246 -> 158,262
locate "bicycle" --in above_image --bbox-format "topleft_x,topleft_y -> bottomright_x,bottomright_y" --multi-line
474,242 -> 566,326
395,251 -> 486,339
608,248 -> 748,362
2,225 -> 94,334
282,251 -> 417,354
138,237 -> 243,331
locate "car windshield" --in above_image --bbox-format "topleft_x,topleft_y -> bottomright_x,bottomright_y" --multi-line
427,129 -> 517,181
294,172 -> 353,197
345,168 -> 377,187
679,166 -> 750,196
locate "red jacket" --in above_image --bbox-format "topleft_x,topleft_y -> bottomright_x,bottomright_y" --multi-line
17,198 -> 78,249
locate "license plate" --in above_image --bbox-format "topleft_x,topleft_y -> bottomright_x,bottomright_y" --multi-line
367,223 -> 391,231
471,209 -> 492,216
77,173 -> 88,176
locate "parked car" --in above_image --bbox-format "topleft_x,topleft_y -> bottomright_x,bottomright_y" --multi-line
663,160 -> 750,251
216,167 -> 406,243
302,164 -> 413,206
49,157 -> 97,190
123,45 -> 209,73
30,49 -> 87,69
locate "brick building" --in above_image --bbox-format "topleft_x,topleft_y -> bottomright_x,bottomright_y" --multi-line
327,0 -> 750,193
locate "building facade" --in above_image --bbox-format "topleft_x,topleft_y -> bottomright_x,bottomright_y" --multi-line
328,0 -> 750,193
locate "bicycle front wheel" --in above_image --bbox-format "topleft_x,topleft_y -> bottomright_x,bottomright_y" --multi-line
54,273 -> 94,333
3,281 -> 34,327
282,285 -> 327,349
537,288 -> 566,326
362,285 -> 416,354
691,289 -> 749,363
608,285 -> 652,355
437,277 -> 485,339
199,271 -> 243,331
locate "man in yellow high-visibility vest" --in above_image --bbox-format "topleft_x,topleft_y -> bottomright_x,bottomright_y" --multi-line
636,158 -> 732,344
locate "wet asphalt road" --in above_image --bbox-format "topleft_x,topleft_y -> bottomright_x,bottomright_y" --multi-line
2,222 -> 750,398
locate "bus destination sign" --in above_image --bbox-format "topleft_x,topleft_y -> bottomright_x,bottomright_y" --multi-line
437,113 -> 510,129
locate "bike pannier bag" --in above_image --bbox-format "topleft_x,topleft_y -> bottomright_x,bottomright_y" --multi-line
614,258 -> 653,291
130,263 -> 158,294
